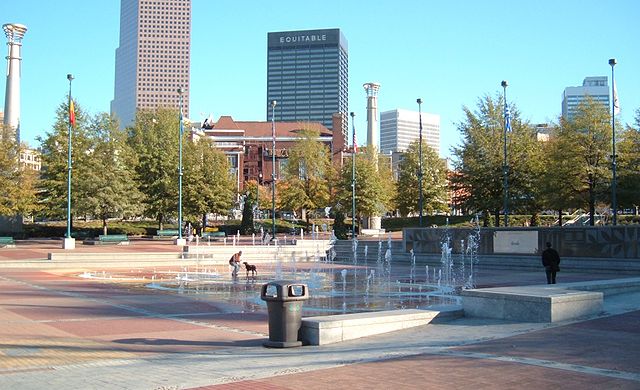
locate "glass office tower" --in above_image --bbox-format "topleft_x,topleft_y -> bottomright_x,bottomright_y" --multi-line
267,28 -> 348,139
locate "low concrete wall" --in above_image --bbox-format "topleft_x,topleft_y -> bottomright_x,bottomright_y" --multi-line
404,226 -> 640,259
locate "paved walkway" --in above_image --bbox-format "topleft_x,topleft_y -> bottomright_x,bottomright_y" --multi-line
0,239 -> 639,389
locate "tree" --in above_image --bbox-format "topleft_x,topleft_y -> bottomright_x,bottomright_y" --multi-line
395,140 -> 448,218
553,97 -> 611,225
451,94 -> 541,226
278,128 -> 335,223
0,125 -> 39,217
617,108 -> 640,212
80,113 -> 143,234
539,127 -> 581,225
128,108 -> 180,229
37,100 -> 93,223
183,137 -> 235,230
335,146 -> 394,228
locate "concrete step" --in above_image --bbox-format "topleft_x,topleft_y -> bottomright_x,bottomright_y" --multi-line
300,307 -> 463,345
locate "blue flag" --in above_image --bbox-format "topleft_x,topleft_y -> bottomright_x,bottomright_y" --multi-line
505,107 -> 512,132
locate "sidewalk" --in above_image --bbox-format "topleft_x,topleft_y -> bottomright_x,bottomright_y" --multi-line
0,239 -> 638,389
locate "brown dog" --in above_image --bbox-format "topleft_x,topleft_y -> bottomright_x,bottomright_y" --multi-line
243,262 -> 257,277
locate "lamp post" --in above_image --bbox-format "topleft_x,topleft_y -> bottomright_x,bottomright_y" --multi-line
64,74 -> 74,249
270,100 -> 277,241
257,172 -> 262,219
417,98 -> 424,227
177,87 -> 185,244
501,80 -> 509,227
350,112 -> 356,239
609,58 -> 618,226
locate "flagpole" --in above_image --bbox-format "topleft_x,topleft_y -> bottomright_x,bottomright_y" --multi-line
350,111 -> 356,239
177,87 -> 185,244
66,74 -> 74,244
609,58 -> 617,226
417,98 -> 424,227
501,80 -> 509,227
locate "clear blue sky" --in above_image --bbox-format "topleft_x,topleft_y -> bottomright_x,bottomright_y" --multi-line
2,0 -> 639,159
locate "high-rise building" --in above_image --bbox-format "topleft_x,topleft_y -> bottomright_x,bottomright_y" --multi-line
267,28 -> 349,139
380,109 -> 440,155
111,0 -> 191,128
562,76 -> 610,120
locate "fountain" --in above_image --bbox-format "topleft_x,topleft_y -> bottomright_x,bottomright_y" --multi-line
74,220 -> 483,316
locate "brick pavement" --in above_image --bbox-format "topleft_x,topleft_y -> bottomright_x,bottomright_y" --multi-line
0,239 -> 638,389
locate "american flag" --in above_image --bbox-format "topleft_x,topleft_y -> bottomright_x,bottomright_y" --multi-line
353,129 -> 358,153
505,106 -> 512,132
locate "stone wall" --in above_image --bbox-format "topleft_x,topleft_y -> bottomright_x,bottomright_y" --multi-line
403,226 -> 640,259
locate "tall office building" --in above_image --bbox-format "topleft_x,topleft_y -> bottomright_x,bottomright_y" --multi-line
111,0 -> 191,128
562,76 -> 609,120
267,28 -> 349,139
380,109 -> 440,155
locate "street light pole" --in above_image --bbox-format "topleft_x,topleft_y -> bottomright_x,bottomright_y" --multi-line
501,80 -> 509,227
270,100 -> 277,241
609,58 -> 618,226
417,98 -> 424,227
66,73 -> 74,243
350,112 -> 356,239
177,87 -> 185,243
257,172 -> 262,221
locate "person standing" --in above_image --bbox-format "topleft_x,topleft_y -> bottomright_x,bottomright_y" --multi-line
541,242 -> 561,284
229,250 -> 242,278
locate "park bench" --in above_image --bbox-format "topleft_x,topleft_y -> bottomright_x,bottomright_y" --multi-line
202,231 -> 226,240
82,234 -> 130,245
0,236 -> 16,248
153,229 -> 180,240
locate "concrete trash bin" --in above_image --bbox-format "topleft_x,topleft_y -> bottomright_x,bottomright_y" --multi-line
261,280 -> 309,348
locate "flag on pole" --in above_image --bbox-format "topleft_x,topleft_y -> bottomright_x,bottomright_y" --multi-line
69,100 -> 76,126
613,79 -> 620,115
353,130 -> 358,153
505,106 -> 512,132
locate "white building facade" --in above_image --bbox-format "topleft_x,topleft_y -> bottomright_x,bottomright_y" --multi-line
380,109 -> 440,155
562,76 -> 610,120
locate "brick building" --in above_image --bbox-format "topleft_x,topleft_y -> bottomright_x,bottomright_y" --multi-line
191,114 -> 346,194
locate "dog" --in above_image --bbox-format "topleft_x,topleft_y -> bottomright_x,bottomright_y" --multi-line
243,262 -> 257,277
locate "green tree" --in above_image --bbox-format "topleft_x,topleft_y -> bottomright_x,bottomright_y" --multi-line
37,100 -> 93,224
617,108 -> 640,213
0,125 -> 39,217
539,127 -> 581,225
127,108 -> 180,230
80,113 -> 143,235
553,97 -> 611,225
451,94 -> 541,226
278,128 -> 335,223
182,137 -> 235,230
335,147 -> 394,229
394,140 -> 448,218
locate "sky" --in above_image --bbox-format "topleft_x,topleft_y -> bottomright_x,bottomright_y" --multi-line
1,0 -> 639,160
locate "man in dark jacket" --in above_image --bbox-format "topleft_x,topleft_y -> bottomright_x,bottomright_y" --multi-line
541,242 -> 561,284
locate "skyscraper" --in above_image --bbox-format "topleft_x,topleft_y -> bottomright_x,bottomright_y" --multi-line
111,0 -> 191,128
562,76 -> 610,120
380,109 -> 440,155
267,28 -> 348,139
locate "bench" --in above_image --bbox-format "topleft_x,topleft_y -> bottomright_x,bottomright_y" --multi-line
202,231 -> 226,240
461,285 -> 603,323
84,234 -> 130,245
153,229 -> 180,240
0,236 -> 16,248
300,308 -> 461,346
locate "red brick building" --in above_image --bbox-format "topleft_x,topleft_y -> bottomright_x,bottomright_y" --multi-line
191,114 -> 347,194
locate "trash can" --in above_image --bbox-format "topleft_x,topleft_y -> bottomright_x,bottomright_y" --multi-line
261,280 -> 309,348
